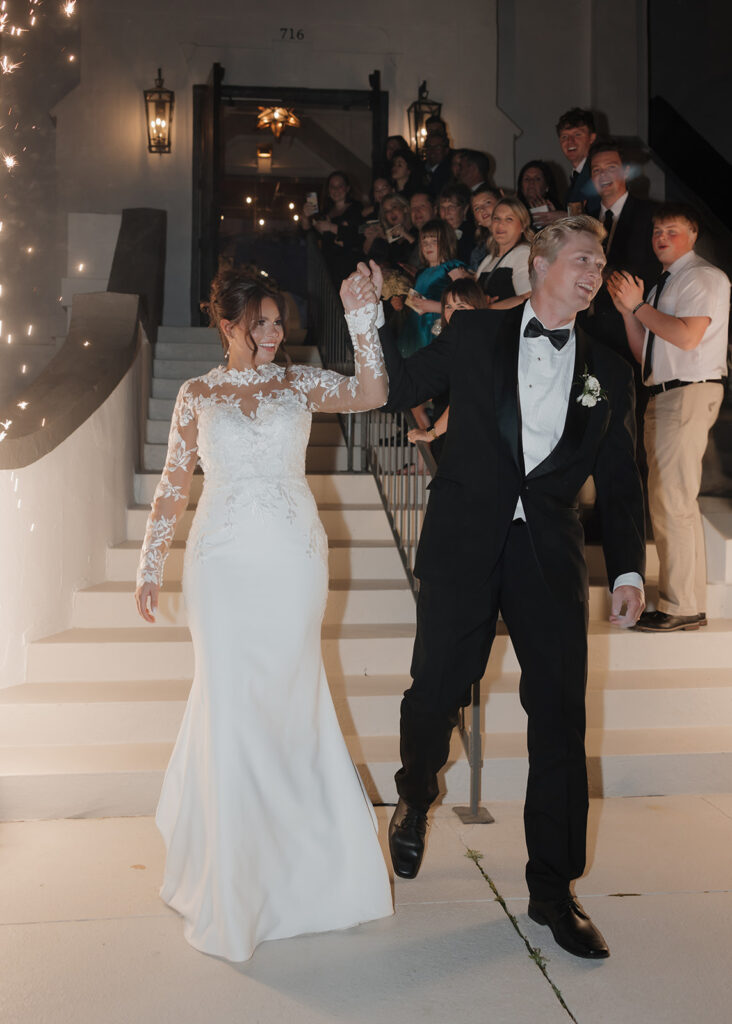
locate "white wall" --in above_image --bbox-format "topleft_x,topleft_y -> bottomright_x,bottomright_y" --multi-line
0,339 -> 147,690
53,0 -> 518,327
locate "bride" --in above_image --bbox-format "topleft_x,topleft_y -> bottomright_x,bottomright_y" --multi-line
135,268 -> 392,962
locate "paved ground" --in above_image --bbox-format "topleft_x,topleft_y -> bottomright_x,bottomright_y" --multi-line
2,796 -> 731,1023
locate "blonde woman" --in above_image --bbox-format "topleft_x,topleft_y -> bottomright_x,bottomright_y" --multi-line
476,197 -> 534,302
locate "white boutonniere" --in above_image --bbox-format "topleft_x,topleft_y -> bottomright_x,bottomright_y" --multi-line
576,365 -> 607,407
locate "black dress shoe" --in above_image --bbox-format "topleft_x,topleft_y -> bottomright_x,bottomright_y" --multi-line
388,798 -> 427,879
697,611 -> 708,627
635,610 -> 700,632
528,897 -> 609,959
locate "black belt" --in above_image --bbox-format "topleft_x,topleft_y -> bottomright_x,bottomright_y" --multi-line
647,378 -> 725,396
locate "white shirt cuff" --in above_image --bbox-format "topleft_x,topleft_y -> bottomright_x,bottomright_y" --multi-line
612,572 -> 644,594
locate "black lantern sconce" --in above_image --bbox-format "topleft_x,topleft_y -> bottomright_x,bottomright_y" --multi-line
407,81 -> 442,159
144,68 -> 174,154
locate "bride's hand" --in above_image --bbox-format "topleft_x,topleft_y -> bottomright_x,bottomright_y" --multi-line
135,581 -> 159,623
340,270 -> 377,312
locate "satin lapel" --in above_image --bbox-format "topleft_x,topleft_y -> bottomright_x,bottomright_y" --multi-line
527,326 -> 594,479
493,304 -> 525,472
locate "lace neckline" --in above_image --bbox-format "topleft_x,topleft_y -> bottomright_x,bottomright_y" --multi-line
208,364 -> 285,386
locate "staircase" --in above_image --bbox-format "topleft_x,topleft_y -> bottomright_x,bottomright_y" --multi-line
1,326 -> 732,820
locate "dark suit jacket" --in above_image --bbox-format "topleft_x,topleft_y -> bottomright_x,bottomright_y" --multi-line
381,304 -> 646,601
579,194 -> 660,359
565,162 -> 598,208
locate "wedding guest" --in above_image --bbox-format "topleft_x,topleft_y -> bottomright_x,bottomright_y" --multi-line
399,219 -> 466,357
361,176 -> 393,220
475,197 -> 533,301
579,139 -> 659,364
533,109 -> 598,226
517,160 -> 561,230
390,147 -> 426,200
438,183 -> 473,263
405,192 -> 437,270
424,134 -> 453,198
459,149 -> 492,193
385,134 -> 411,164
469,185 -> 502,270
367,194 -> 415,267
608,202 -> 729,633
301,170 -> 363,283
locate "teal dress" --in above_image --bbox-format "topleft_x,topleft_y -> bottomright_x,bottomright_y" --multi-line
399,259 -> 465,357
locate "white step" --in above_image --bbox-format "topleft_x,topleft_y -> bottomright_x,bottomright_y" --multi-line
24,621 -> 732,685
107,539 -> 404,583
25,625 -> 419,683
143,442 -> 352,472
134,471 -> 378,505
5,666 -> 732,748
124,503 -> 390,543
71,580 -> 414,629
701,496 -> 732,583
3,725 -> 731,820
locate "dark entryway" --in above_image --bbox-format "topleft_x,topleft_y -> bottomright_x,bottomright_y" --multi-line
190,64 -> 388,323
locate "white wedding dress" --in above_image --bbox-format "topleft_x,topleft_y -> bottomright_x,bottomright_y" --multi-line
137,304 -> 393,962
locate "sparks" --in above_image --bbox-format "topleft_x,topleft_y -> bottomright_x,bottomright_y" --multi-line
1,56 -> 20,74
17,400 -> 28,409
4,154 -> 17,169
63,1 -> 76,15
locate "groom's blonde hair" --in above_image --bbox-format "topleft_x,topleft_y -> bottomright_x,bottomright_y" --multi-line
528,215 -> 605,284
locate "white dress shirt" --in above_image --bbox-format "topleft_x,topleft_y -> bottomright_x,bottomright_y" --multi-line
514,301 -> 643,594
642,250 -> 730,385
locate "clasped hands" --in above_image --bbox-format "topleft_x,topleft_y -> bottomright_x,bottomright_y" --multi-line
340,260 -> 384,312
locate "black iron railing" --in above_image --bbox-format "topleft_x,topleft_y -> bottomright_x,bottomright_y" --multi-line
307,236 -> 491,822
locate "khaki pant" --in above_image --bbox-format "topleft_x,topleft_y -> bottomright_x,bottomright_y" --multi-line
644,383 -> 723,615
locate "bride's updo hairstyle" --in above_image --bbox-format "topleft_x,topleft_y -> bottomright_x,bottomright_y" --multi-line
203,268 -> 289,365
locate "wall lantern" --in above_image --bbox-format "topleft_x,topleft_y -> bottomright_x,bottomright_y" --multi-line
144,68 -> 174,154
407,81 -> 442,158
257,106 -> 300,140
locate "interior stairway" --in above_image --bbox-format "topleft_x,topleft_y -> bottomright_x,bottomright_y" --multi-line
1,326 -> 731,821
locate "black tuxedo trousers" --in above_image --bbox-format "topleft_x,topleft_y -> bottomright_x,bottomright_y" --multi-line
400,521 -> 589,901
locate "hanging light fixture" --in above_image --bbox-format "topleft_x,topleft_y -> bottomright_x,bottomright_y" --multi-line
257,105 -> 300,140
144,68 -> 174,154
407,81 -> 442,158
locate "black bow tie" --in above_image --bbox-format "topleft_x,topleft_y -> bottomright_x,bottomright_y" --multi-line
523,316 -> 571,350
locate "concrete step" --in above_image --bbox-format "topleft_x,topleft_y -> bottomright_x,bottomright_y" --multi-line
144,417 -> 344,445
25,624 -> 419,683
24,621 -> 732,685
4,667 -> 732,747
71,579 -> 414,629
107,539 -> 404,583
701,496 -> 732,583
143,442 -> 353,473
124,503 -> 391,543
3,724 -> 731,820
133,470 -> 378,505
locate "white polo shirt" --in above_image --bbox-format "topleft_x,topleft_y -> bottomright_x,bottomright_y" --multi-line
643,250 -> 730,385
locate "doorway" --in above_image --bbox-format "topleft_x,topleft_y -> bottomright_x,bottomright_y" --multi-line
191,65 -> 388,324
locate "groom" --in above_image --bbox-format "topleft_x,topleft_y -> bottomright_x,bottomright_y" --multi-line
363,215 -> 646,959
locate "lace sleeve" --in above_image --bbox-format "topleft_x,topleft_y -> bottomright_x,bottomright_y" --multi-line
293,302 -> 387,413
136,382 -> 199,588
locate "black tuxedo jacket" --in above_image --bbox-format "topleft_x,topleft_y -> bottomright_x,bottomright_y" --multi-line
580,194 -> 660,357
381,304 -> 646,601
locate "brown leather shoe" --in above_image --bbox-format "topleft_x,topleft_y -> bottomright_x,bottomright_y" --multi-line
528,897 -> 610,959
634,610 -> 700,632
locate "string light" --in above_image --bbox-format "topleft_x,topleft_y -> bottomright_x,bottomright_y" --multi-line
245,196 -> 253,205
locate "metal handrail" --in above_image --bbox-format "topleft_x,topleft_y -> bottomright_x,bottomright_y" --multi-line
307,236 -> 491,822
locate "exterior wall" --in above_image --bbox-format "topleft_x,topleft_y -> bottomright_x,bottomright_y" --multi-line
0,343 -> 146,689
53,0 -> 518,326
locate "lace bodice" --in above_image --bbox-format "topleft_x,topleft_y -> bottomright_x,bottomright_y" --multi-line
137,304 -> 385,588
